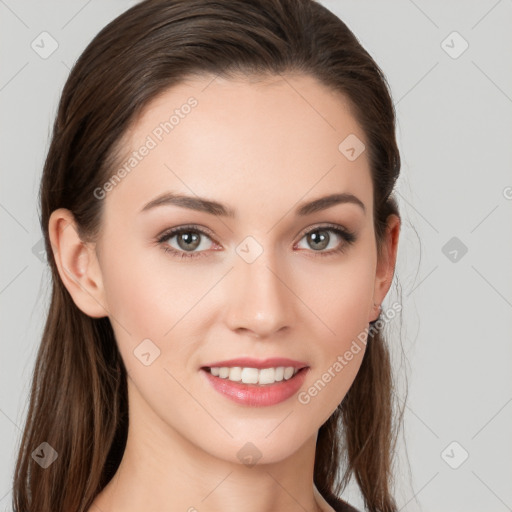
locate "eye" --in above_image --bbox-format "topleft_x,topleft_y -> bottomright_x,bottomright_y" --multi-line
156,223 -> 357,260
157,225 -> 216,260
295,224 -> 357,256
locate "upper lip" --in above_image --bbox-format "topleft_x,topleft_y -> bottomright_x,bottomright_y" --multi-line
201,357 -> 308,370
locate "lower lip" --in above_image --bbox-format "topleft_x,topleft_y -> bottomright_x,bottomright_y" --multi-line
201,367 -> 309,407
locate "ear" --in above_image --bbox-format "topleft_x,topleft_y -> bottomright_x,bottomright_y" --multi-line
369,214 -> 401,323
48,208 -> 108,318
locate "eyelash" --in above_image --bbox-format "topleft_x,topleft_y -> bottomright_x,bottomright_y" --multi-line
156,223 -> 357,260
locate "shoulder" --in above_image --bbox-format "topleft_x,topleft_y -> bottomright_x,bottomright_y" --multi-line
332,498 -> 361,512
321,490 -> 361,512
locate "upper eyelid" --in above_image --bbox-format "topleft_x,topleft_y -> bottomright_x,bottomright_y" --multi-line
157,224 -> 215,243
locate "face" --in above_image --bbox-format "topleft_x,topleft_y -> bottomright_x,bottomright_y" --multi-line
82,73 -> 388,464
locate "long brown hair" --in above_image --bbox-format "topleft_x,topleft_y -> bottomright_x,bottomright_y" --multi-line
12,1 -> 406,511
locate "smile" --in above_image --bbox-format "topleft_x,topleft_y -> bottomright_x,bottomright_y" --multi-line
206,366 -> 299,385
200,366 -> 309,407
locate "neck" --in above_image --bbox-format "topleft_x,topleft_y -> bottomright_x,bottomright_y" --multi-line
90,379 -> 332,512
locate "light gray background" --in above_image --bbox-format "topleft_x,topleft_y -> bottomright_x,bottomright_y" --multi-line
1,1 -> 511,511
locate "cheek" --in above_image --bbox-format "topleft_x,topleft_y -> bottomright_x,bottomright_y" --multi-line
99,247 -> 205,390
293,248 -> 375,407
296,252 -> 375,341
99,241 -> 221,377
99,238 -> 196,331
101,254 -> 161,335
295,261 -> 373,413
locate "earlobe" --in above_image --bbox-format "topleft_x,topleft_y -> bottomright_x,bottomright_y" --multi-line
48,208 -> 108,318
369,214 -> 400,323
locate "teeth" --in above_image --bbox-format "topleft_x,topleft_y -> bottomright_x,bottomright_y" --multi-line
228,367 -> 242,381
208,366 -> 300,385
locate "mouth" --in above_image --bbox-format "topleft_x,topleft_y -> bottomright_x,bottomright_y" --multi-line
200,365 -> 310,407
201,365 -> 308,386
200,357 -> 308,383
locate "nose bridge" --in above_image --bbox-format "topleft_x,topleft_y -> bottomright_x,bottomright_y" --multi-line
225,236 -> 294,336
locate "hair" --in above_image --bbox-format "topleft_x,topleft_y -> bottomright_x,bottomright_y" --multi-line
12,1 -> 407,511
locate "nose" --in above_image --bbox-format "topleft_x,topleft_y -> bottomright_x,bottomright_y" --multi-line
224,248 -> 295,339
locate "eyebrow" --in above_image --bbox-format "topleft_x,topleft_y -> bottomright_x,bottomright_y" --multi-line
140,191 -> 366,217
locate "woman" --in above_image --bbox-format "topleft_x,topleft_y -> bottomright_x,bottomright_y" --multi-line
12,0 -> 405,511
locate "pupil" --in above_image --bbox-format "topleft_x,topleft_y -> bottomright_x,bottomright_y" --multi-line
179,232 -> 200,250
309,231 -> 328,250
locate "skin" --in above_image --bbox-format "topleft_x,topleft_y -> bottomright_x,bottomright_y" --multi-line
49,73 -> 400,512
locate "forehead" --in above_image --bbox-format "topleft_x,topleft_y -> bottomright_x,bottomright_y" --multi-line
103,73 -> 373,221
